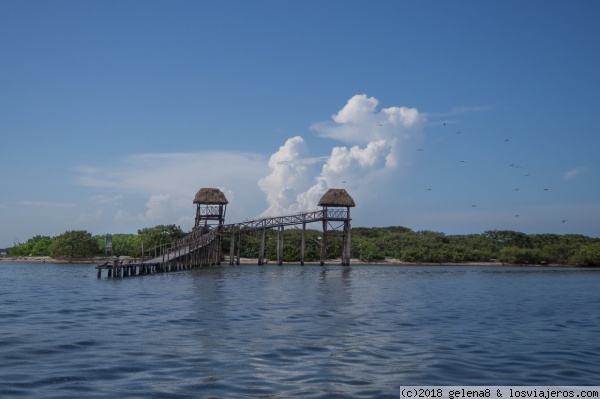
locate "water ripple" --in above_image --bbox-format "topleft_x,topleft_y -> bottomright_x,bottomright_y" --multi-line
1,264 -> 600,397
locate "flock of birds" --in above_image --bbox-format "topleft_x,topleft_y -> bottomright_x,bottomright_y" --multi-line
412,122 -> 568,227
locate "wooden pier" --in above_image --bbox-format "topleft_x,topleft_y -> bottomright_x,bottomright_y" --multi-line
96,228 -> 222,278
95,255 -> 215,279
97,187 -> 355,278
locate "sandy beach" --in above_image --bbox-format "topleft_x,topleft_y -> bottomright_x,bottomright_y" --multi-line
0,256 -> 573,267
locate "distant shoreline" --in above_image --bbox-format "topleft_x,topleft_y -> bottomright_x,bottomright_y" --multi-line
0,256 -> 581,267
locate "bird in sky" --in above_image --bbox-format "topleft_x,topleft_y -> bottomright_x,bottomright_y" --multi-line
562,220 -> 567,223
504,139 -> 510,142
471,204 -> 477,208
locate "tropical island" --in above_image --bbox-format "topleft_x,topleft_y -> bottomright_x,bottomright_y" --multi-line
2,224 -> 599,266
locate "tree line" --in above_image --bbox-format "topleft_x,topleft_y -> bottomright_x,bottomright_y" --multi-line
5,225 -> 600,266
6,225 -> 186,259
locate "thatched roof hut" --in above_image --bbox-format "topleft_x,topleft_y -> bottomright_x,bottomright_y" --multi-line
318,188 -> 355,207
193,188 -> 228,205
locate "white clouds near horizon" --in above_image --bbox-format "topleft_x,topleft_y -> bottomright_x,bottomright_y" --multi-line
75,150 -> 270,230
17,201 -> 76,208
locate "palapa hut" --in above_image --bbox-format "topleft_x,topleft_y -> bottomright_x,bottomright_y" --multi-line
193,188 -> 228,232
317,188 -> 356,208
193,188 -> 228,266
317,188 -> 355,266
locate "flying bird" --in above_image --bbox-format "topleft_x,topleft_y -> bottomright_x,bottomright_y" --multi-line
562,220 -> 567,223
471,204 -> 477,208
504,139 -> 510,142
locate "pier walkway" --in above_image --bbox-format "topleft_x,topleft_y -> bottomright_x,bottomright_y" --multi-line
96,187 -> 355,278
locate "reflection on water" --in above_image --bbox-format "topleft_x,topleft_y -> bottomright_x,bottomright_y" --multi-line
1,263 -> 600,398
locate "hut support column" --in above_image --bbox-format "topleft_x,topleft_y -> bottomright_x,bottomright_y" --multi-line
236,229 -> 241,265
342,214 -> 351,266
277,226 -> 284,266
300,221 -> 306,266
258,228 -> 266,265
216,230 -> 222,266
229,232 -> 235,265
320,209 -> 328,266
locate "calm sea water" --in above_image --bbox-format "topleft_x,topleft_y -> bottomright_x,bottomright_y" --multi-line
1,263 -> 599,398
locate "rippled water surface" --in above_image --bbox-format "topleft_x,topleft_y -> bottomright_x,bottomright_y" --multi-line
1,263 -> 600,398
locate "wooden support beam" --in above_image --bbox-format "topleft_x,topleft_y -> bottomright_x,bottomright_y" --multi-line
301,222 -> 306,266
229,231 -> 235,265
277,226 -> 283,266
258,228 -> 265,265
320,210 -> 328,266
236,229 -> 241,265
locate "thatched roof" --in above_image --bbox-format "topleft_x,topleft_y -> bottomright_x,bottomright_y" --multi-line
193,188 -> 229,204
318,188 -> 355,207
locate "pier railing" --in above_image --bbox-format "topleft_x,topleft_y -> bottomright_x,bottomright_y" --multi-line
98,208 -> 352,278
222,209 -> 349,232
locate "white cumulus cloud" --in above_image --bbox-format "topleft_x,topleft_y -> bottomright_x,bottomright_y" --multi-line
258,94 -> 425,218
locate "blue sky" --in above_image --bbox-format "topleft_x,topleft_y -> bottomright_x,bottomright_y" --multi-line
1,0 -> 599,248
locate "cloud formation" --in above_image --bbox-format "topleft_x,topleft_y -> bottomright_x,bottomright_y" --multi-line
73,94 -> 425,231
76,151 -> 270,229
563,167 -> 586,180
17,201 -> 75,208
258,94 -> 425,217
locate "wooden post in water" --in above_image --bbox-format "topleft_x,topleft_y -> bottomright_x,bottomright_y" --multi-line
236,229 -> 241,265
320,214 -> 328,266
258,228 -> 266,265
342,214 -> 351,266
277,226 -> 284,266
229,231 -> 235,265
301,221 -> 306,266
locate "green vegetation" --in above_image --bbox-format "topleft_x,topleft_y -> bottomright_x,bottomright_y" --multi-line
49,230 -> 99,258
6,224 -> 186,260
347,227 -> 600,266
5,225 -> 600,266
